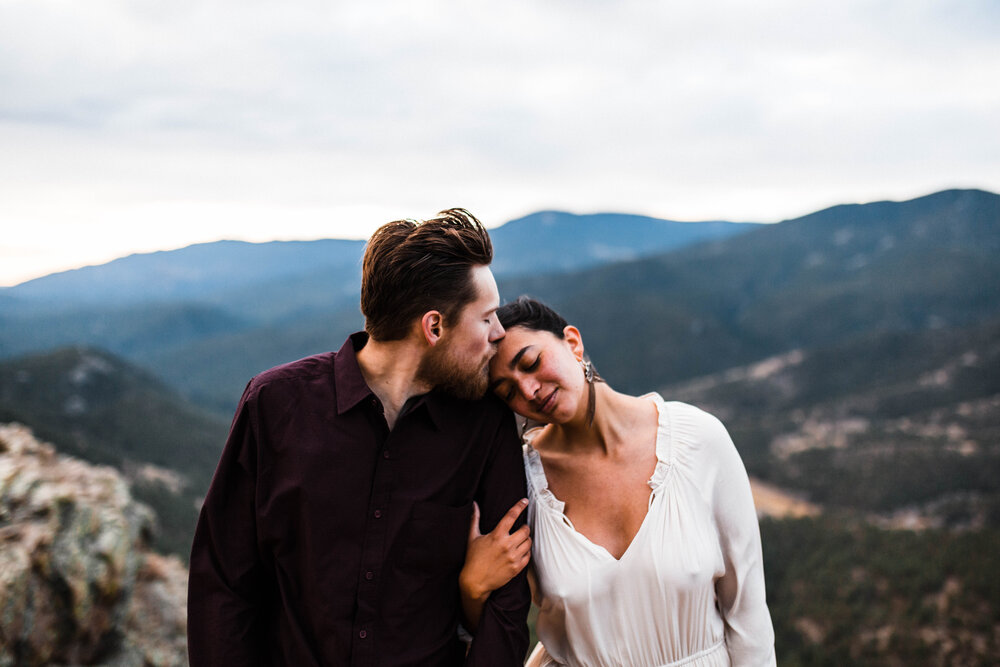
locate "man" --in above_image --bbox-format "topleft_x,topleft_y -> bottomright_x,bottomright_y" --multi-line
188,209 -> 530,666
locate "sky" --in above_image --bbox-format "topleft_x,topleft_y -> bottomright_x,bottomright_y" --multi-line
1,0 -> 998,287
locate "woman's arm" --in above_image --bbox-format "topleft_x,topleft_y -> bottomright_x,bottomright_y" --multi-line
702,413 -> 776,666
459,499 -> 532,632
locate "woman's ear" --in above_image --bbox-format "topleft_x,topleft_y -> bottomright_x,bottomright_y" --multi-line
562,325 -> 584,360
420,311 -> 444,345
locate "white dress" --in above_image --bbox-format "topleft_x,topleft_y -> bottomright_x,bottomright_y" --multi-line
524,395 -> 776,667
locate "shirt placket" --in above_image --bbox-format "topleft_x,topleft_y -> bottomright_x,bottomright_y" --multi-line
351,396 -> 393,667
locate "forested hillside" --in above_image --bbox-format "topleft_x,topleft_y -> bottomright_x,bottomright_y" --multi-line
0,348 -> 228,558
657,316 -> 1000,663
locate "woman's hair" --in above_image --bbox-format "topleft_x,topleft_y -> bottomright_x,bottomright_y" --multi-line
496,296 -> 569,337
361,208 -> 493,341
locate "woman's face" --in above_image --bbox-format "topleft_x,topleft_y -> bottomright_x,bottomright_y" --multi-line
488,325 -> 587,424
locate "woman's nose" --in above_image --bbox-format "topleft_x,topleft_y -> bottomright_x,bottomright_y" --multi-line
517,377 -> 538,399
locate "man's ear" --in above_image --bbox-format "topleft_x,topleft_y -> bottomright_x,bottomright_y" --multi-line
420,311 -> 444,346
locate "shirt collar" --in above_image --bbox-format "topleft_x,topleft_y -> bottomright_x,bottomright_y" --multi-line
335,332 -> 377,415
334,331 -> 444,430
400,391 -> 444,431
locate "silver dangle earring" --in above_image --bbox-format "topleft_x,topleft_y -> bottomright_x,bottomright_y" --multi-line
581,359 -> 597,427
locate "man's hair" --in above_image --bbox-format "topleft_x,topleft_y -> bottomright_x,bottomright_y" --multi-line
361,208 -> 493,341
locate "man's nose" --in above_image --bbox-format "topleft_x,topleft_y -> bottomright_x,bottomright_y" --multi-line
489,318 -> 505,343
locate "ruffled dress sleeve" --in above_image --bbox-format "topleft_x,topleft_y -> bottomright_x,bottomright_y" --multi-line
670,402 -> 776,666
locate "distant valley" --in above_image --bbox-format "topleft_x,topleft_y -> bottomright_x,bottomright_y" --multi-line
663,316 -> 1000,528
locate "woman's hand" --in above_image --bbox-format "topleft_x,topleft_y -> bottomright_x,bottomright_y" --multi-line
459,499 -> 531,632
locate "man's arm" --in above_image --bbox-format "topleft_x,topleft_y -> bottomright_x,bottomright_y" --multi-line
187,387 -> 265,666
464,409 -> 531,666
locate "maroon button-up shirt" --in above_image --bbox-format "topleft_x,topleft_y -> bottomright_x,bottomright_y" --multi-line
188,333 -> 530,666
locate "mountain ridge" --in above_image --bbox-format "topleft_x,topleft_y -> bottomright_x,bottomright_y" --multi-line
0,187 -> 995,414
2,211 -> 759,308
504,188 -> 1000,392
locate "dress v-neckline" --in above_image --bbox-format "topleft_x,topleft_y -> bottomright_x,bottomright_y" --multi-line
524,394 -> 671,563
558,490 -> 656,562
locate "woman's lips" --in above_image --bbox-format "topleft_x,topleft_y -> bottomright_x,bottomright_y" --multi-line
536,388 -> 557,414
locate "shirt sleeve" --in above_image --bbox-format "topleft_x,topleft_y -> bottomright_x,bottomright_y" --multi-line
187,383 -> 266,667
465,407 -> 532,666
703,411 -> 777,667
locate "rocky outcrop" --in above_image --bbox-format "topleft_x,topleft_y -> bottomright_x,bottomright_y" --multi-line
0,423 -> 188,666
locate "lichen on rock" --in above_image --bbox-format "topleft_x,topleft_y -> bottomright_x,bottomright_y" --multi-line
0,423 -> 188,666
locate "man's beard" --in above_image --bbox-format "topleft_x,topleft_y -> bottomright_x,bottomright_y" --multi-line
417,340 -> 491,401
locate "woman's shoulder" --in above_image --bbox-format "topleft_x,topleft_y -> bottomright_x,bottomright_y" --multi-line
642,394 -> 735,466
640,394 -> 727,436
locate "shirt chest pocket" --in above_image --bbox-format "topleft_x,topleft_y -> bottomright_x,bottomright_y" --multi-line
398,500 -> 473,576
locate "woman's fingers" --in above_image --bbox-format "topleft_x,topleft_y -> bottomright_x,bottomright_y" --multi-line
499,534 -> 531,569
510,543 -> 531,575
465,499 -> 531,582
494,498 -> 529,536
460,500 -> 533,601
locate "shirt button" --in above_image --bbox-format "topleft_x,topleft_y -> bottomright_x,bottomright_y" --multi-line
365,570 -> 374,581
383,450 -> 390,459
359,629 -> 367,639
373,509 -> 382,519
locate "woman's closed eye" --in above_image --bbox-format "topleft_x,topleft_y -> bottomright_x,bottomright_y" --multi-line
499,357 -> 541,401
492,382 -> 516,402
491,379 -> 513,402
492,352 -> 543,402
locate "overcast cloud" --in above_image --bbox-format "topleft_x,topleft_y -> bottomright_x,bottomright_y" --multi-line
1,0 -> 998,285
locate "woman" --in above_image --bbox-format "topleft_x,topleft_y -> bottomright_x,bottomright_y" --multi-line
460,297 -> 775,666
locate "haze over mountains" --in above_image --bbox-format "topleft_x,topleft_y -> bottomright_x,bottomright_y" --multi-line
0,211 -> 757,410
2,187 -> 997,414
2,211 -> 751,308
2,187 -> 995,417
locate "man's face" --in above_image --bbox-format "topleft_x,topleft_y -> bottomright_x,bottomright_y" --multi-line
417,265 -> 505,400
